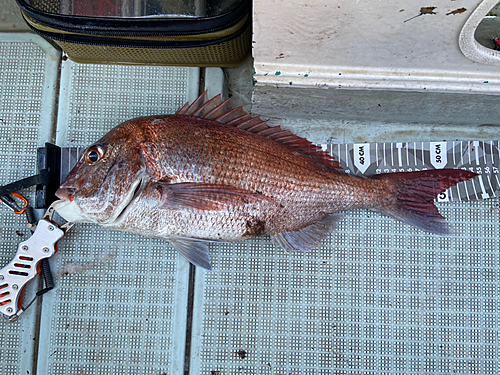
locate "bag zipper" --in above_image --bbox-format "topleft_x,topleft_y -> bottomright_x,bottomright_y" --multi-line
24,15 -> 250,49
16,0 -> 250,38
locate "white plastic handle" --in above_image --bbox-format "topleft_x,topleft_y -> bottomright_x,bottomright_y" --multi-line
0,219 -> 64,320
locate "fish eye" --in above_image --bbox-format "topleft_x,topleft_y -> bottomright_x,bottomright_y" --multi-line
85,144 -> 107,165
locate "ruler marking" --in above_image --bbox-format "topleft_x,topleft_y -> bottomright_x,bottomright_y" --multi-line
396,142 -> 403,167
497,140 -> 500,165
460,141 -> 464,166
390,143 -> 394,167
495,140 -> 499,165
422,142 -> 425,167
383,143 -> 387,167
452,141 -> 456,165
486,175 -> 496,198
474,141 -> 480,166
448,140 -> 451,166
481,141 -> 485,166
471,178 -> 479,200
414,142 -> 417,167
478,175 -> 490,199
456,184 -> 462,202
406,143 -> 409,168
494,174 -> 500,197
462,177 -> 470,201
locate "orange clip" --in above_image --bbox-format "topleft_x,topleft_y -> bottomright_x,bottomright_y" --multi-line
10,192 -> 28,215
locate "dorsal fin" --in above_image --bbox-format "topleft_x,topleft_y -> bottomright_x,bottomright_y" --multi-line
176,91 -> 341,170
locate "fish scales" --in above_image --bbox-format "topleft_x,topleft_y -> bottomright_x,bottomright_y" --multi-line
140,116 -> 343,213
53,92 -> 477,269
135,117 -> 340,235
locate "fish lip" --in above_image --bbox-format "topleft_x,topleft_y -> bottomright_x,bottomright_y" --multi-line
55,187 -> 76,202
51,198 -> 91,223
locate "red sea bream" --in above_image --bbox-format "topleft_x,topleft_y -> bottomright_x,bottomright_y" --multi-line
53,93 -> 477,270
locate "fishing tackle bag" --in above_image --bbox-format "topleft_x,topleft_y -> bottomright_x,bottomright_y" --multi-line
16,0 -> 251,67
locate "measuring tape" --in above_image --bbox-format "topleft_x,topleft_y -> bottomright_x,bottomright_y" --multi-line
322,141 -> 498,202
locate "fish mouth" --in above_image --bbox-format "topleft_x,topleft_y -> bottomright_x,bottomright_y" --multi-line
51,198 -> 89,223
52,174 -> 146,225
55,187 -> 76,202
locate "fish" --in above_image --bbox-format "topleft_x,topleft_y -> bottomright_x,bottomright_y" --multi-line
53,92 -> 477,270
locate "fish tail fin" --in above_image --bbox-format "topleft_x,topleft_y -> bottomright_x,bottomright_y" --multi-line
372,169 -> 476,234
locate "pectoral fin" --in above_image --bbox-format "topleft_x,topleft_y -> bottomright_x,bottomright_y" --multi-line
271,213 -> 344,252
169,237 -> 213,270
156,182 -> 272,211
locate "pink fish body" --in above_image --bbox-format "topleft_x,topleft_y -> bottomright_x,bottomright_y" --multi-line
54,93 -> 476,269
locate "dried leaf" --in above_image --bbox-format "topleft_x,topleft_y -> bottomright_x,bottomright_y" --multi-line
420,7 -> 437,15
446,8 -> 467,16
404,6 -> 437,23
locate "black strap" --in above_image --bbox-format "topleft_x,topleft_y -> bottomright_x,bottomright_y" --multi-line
0,169 -> 50,197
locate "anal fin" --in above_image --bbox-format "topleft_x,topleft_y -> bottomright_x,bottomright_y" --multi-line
169,237 -> 213,270
271,213 -> 343,252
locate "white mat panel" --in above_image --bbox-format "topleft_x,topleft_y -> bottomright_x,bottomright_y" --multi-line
39,226 -> 189,374
37,60 -> 200,374
0,33 -> 60,375
192,200 -> 500,374
55,61 -> 199,146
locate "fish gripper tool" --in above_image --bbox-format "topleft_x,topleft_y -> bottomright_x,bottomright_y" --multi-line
0,206 -> 73,321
